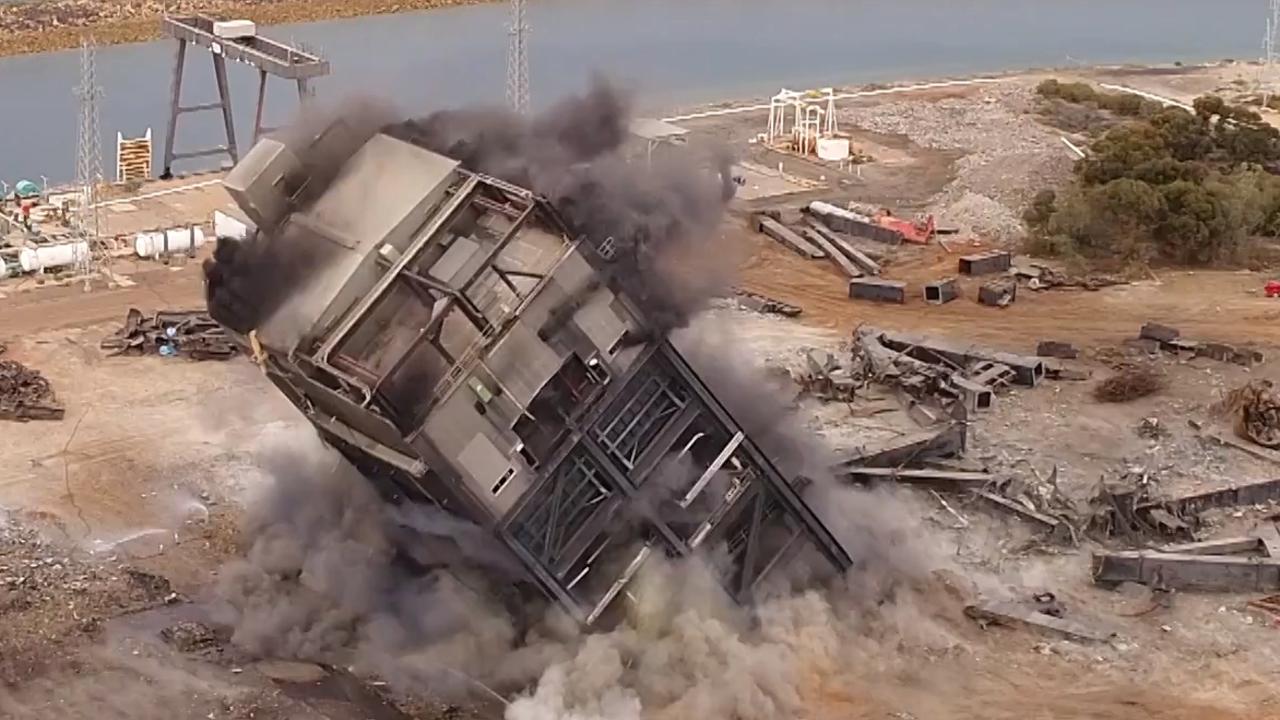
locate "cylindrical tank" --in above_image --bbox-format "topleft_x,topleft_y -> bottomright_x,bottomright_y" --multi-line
810,200 -> 870,224
0,256 -> 7,279
134,226 -> 206,258
816,137 -> 851,161
18,241 -> 91,273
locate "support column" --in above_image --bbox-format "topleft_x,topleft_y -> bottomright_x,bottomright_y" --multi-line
211,52 -> 239,164
296,78 -> 310,104
161,39 -> 187,179
253,69 -> 268,143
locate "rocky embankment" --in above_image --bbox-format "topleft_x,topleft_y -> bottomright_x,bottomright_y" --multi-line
0,0 -> 487,57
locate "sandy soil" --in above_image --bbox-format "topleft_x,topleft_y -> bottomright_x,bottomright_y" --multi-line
0,0 -> 489,58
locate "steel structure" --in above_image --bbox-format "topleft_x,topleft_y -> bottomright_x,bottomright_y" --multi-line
219,123 -> 852,626
1266,0 -> 1280,106
159,15 -> 330,178
73,37 -> 104,277
507,0 -> 530,114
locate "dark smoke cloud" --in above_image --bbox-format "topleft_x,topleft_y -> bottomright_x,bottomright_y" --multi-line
205,80 -> 736,337
204,101 -> 395,334
386,79 -> 737,333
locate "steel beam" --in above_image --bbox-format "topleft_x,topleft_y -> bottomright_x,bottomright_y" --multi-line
161,16 -> 329,79
659,341 -> 853,573
1092,550 -> 1280,592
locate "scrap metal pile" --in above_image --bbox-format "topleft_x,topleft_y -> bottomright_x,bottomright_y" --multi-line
0,343 -> 64,422
847,325 -> 1050,419
1217,379 -> 1280,449
100,309 -> 238,361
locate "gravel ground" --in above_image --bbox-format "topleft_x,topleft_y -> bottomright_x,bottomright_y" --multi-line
841,82 -> 1076,244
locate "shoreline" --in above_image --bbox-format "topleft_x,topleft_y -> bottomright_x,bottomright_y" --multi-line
0,0 -> 490,58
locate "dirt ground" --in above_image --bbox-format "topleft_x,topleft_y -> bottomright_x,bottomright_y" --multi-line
1,63 -> 1280,718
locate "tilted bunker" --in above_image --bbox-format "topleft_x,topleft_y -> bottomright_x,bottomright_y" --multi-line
214,116 -> 852,626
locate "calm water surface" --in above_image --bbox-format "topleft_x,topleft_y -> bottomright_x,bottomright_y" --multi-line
0,0 -> 1263,182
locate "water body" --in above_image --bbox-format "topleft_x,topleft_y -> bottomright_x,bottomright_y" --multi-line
0,0 -> 1264,183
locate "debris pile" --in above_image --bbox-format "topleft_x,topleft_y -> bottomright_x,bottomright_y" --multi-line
1093,364 -> 1165,403
834,424 -> 1077,541
0,343 -> 64,422
732,288 -> 802,317
1130,322 -> 1265,367
796,349 -> 857,401
1014,263 -> 1126,291
841,84 -> 1072,208
938,191 -> 1025,244
100,308 -> 238,361
849,326 -> 1045,418
1215,380 -> 1280,449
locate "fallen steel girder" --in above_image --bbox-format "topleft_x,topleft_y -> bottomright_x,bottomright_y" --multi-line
848,278 -> 906,304
965,600 -> 1114,642
833,424 -> 967,470
804,218 -> 882,275
801,227 -> 863,279
754,216 -> 824,259
1140,477 -> 1280,518
872,328 -> 1045,387
923,278 -> 959,305
958,251 -> 1012,276
840,466 -> 993,491
1092,551 -> 1280,592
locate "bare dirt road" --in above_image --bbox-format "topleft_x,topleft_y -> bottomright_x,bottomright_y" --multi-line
738,227 -> 1280,352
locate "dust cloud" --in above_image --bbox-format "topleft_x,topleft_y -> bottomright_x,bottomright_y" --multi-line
209,82 -> 958,719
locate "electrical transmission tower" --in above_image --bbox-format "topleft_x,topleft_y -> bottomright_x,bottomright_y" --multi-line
507,0 -> 529,114
74,36 -> 105,279
1263,0 -> 1280,105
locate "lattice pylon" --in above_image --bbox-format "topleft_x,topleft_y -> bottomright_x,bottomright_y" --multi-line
73,35 -> 105,278
507,0 -> 530,114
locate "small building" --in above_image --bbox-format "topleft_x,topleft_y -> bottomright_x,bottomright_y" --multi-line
628,118 -> 689,164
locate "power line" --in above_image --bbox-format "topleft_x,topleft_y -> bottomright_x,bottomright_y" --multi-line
507,0 -> 529,114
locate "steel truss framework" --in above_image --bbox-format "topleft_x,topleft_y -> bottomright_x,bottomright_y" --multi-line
160,15 -> 330,177
244,160 -> 851,626
501,341 -> 853,625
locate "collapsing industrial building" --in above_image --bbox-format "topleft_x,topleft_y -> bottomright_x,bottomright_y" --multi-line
208,109 -> 852,627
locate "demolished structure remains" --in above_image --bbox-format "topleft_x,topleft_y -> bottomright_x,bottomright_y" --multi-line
207,114 -> 852,627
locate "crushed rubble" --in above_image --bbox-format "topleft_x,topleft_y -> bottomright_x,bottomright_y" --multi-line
937,191 -> 1025,244
0,343 -> 64,422
100,308 -> 238,361
842,84 -> 1073,210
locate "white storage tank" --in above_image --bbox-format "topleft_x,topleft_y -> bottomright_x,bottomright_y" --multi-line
134,226 -> 206,259
18,241 -> 91,273
810,200 -> 870,224
0,256 -> 7,279
816,137 -> 851,161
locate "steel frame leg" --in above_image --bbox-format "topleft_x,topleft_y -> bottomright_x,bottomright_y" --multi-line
161,39 -> 187,179
211,53 -> 239,164
253,70 -> 268,143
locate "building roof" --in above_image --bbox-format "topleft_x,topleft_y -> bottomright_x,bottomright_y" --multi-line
629,118 -> 689,142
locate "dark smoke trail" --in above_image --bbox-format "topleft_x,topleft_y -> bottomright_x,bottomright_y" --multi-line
204,81 -> 737,337
203,101 -> 395,335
